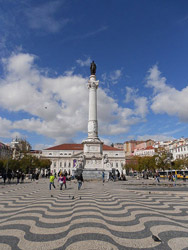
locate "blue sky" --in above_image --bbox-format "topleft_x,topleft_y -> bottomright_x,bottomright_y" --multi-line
1,0 -> 188,149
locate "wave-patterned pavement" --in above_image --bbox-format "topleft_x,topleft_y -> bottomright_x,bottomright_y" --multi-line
0,179 -> 188,250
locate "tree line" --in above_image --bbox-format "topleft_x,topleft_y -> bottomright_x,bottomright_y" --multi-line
124,152 -> 188,173
0,155 -> 51,175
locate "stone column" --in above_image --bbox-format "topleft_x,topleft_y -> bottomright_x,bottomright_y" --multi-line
87,75 -> 99,139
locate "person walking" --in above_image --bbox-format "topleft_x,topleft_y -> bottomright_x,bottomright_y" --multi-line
35,172 -> 39,184
77,173 -> 83,190
58,174 -> 67,190
17,172 -> 21,184
49,173 -> 56,190
102,171 -> 105,183
3,172 -> 7,185
62,174 -> 67,189
58,174 -> 63,190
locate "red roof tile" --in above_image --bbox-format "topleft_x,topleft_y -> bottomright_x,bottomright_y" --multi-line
45,143 -> 122,151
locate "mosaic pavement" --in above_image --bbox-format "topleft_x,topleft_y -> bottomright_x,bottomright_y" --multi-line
0,179 -> 188,250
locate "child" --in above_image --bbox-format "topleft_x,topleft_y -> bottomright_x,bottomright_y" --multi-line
49,173 -> 56,190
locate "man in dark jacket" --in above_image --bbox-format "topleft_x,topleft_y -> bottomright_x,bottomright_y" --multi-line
77,173 -> 83,190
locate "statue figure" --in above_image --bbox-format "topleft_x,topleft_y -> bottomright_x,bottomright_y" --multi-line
90,61 -> 96,75
103,154 -> 109,164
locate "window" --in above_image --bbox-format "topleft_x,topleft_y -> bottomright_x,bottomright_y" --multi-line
64,162 -> 66,167
54,162 -> 56,167
68,162 -> 71,168
49,153 -> 52,155
60,162 -> 62,167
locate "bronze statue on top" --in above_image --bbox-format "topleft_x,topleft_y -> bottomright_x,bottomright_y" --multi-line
90,61 -> 96,75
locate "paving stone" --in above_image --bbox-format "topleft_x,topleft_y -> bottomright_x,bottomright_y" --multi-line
0,178 -> 188,249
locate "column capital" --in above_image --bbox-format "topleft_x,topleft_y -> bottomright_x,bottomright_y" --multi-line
88,79 -> 99,89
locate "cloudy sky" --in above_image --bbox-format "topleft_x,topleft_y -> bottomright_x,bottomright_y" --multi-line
1,0 -> 188,149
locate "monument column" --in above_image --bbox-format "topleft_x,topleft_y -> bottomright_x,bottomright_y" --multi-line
82,61 -> 103,157
88,74 -> 99,139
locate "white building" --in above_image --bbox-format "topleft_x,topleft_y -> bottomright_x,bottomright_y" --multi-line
170,144 -> 188,160
42,143 -> 125,175
134,146 -> 155,157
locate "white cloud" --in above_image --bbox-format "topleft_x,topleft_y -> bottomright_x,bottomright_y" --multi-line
76,57 -> 91,67
146,65 -> 188,122
134,97 -> 148,118
124,87 -> 148,118
33,143 -> 53,150
25,1 -> 69,33
101,69 -> 122,85
137,134 -> 174,142
109,69 -> 122,84
125,87 -> 138,103
0,52 -> 148,144
0,117 -> 22,138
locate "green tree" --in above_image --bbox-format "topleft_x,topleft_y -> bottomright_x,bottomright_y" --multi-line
155,151 -> 172,170
38,159 -> 51,170
173,159 -> 184,170
0,159 -> 5,173
6,159 -> 20,172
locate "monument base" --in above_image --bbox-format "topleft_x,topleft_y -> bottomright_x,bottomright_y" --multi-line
83,169 -> 110,180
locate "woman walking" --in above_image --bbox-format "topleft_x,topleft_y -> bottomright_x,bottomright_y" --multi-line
58,174 -> 67,190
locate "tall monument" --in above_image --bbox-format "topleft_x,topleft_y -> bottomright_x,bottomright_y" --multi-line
82,61 -> 103,173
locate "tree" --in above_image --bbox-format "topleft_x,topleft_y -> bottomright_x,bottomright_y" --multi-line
38,159 -> 51,170
137,156 -> 156,172
0,159 -> 5,173
155,151 -> 173,170
6,159 -> 20,172
173,159 -> 184,170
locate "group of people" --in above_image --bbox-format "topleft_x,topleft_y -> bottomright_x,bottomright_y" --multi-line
2,171 -> 25,184
102,171 -> 126,182
49,172 -> 84,190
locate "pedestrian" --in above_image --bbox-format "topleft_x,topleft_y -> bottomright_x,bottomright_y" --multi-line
7,172 -> 12,184
35,172 -> 39,183
31,173 -> 35,181
156,173 -> 160,183
58,174 -> 66,190
58,174 -> 63,190
21,173 -> 25,183
17,172 -> 21,184
183,173 -> 186,182
102,171 -> 105,183
3,172 -> 7,185
77,173 -> 83,190
49,173 -> 56,190
62,174 -> 67,189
